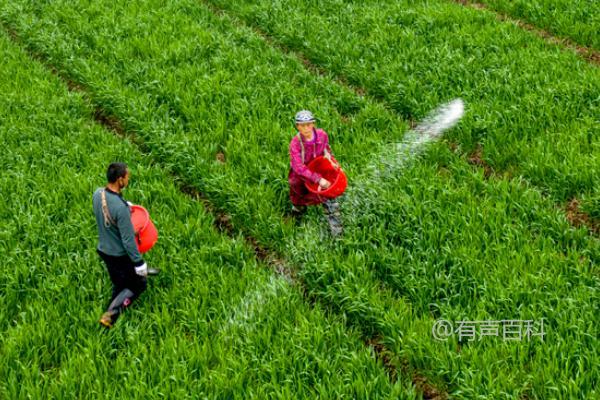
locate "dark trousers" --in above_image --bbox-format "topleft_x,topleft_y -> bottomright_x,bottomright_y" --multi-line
97,250 -> 147,319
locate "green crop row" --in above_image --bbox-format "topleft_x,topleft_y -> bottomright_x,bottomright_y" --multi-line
466,0 -> 600,50
205,0 -> 600,210
0,31 -> 409,399
1,0 -> 598,397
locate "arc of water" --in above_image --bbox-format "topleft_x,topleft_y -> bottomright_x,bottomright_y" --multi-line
346,99 -> 465,209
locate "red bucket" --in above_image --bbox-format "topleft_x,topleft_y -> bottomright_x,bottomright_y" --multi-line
305,156 -> 348,198
130,205 -> 158,254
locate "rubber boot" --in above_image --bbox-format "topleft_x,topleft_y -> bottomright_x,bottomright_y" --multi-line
322,199 -> 343,237
290,204 -> 307,224
99,288 -> 135,329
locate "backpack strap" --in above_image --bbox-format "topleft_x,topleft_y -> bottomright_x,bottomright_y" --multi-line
296,132 -> 305,162
101,189 -> 116,228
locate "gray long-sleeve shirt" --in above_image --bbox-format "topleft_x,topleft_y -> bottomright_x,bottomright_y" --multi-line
92,187 -> 143,264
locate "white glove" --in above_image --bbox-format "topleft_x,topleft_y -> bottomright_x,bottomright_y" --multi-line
134,262 -> 148,277
318,178 -> 331,189
126,201 -> 133,207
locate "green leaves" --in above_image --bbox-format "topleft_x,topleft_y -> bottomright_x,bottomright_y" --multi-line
0,30 -> 404,399
0,0 -> 598,398
476,0 -> 600,50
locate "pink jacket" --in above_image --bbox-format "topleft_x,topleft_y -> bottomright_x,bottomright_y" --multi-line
289,128 -> 333,183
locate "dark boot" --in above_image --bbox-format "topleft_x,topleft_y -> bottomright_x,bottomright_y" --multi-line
322,199 -> 343,237
290,205 -> 307,222
99,288 -> 135,329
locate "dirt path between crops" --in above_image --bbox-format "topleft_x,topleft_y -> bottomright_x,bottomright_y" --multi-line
454,0 -> 599,66
565,198 -> 599,236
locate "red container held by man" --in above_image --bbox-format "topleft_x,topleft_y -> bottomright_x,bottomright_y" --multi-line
130,205 -> 158,253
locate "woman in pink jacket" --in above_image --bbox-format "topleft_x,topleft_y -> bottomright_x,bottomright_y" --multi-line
288,110 -> 343,236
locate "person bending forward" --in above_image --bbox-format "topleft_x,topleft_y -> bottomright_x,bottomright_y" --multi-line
288,110 -> 343,237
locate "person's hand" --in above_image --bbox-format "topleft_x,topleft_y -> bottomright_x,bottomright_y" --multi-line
126,201 -> 133,207
134,262 -> 148,277
318,178 -> 331,189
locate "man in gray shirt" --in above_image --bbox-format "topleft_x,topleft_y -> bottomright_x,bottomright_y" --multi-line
93,162 -> 155,328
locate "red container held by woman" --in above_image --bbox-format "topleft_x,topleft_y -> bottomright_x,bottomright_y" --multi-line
305,156 -> 348,198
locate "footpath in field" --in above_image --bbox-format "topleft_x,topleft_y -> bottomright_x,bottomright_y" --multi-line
206,0 -> 600,215
1,0 -> 598,398
0,31 -> 412,399
458,0 -> 600,52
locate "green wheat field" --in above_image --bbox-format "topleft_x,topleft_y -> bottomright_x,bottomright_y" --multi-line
0,1 -> 598,398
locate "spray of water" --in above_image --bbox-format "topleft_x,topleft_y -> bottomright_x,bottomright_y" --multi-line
370,99 -> 464,176
346,98 -> 465,212
220,275 -> 287,336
